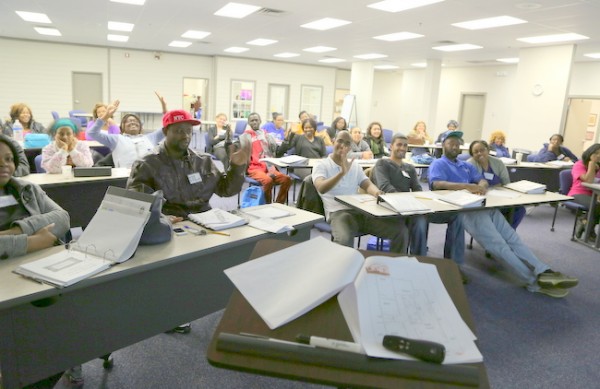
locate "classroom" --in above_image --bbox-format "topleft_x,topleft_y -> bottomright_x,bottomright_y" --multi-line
1,1 -> 600,388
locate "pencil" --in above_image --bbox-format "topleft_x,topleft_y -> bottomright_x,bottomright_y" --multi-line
207,230 -> 230,236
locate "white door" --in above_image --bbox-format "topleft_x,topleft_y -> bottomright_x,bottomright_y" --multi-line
459,93 -> 486,143
267,84 -> 289,121
563,98 -> 597,156
72,72 -> 102,112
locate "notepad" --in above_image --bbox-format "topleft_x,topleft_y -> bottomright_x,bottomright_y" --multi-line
438,190 -> 486,208
188,208 -> 247,231
504,180 -> 546,194
377,193 -> 433,215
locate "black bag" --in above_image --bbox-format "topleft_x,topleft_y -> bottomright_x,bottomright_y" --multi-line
139,190 -> 172,245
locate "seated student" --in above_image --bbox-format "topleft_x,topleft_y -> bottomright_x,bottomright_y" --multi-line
294,111 -> 333,146
468,140 -> 526,229
364,121 -> 389,159
41,118 -> 93,173
407,120 -> 433,155
528,133 -> 578,162
207,112 -> 233,170
429,130 -> 578,298
372,132 -> 465,266
312,131 -> 408,252
1,103 -> 46,137
242,112 -> 291,204
8,137 -> 30,176
85,102 -> 120,140
569,143 -> 600,240
488,130 -> 511,158
348,127 -> 373,159
327,116 -> 348,140
261,112 -> 286,142
0,134 -> 69,259
86,99 -> 165,168
278,117 -> 327,159
434,120 -> 461,158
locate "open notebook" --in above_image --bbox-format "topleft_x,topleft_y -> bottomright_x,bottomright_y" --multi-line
14,187 -> 154,288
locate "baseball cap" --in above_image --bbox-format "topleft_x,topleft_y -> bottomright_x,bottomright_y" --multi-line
162,110 -> 201,128
441,130 -> 463,143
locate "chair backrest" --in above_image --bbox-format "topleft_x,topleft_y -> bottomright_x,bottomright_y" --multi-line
234,120 -> 248,136
51,111 -> 60,120
296,174 -> 325,216
382,129 -> 393,144
69,110 -> 88,127
558,169 -> 573,195
34,154 -> 45,173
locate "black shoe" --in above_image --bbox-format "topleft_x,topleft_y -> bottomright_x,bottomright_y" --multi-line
166,323 -> 191,334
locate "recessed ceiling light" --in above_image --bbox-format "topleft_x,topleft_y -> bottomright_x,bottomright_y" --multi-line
247,38 -> 278,46
214,2 -> 261,19
224,46 -> 249,53
497,57 -> 519,63
108,21 -> 134,32
374,65 -> 399,70
181,30 -> 211,39
452,15 -> 527,30
411,62 -> 427,67
34,27 -> 61,36
368,0 -> 445,13
169,41 -> 192,48
517,33 -> 589,44
274,52 -> 300,58
301,18 -> 351,31
16,11 -> 52,23
110,0 -> 146,4
584,53 -> 600,59
373,32 -> 424,41
432,43 -> 482,52
303,46 -> 337,53
107,34 -> 129,42
318,58 -> 346,63
354,53 -> 388,60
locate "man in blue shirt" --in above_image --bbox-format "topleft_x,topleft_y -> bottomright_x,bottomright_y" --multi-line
429,131 -> 579,298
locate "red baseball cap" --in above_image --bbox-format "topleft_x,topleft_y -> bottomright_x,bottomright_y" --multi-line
162,110 -> 201,128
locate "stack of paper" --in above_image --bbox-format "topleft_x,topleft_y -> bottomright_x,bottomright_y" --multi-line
504,180 -> 546,194
498,157 -> 517,165
438,190 -> 486,208
279,155 -> 308,166
378,193 -> 433,215
547,160 -> 574,167
188,208 -> 247,231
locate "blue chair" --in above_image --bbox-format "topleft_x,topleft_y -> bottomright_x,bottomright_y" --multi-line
382,128 -> 393,147
234,120 -> 247,138
551,169 -> 588,238
69,110 -> 88,127
51,111 -> 60,120
34,154 -> 46,173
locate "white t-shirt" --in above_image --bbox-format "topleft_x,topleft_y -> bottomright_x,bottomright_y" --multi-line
312,156 -> 368,219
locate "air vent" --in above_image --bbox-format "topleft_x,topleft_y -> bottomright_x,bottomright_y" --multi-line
257,7 -> 285,15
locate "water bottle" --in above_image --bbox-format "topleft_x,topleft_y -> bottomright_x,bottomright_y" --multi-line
12,119 -> 24,141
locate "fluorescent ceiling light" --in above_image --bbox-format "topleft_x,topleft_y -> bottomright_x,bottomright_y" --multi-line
107,34 -> 129,42
301,18 -> 351,31
34,27 -> 61,36
16,11 -> 51,23
374,65 -> 399,70
319,58 -> 346,63
108,21 -> 134,32
354,53 -> 388,60
517,33 -> 589,44
181,30 -> 211,39
110,0 -> 146,4
224,46 -> 249,53
584,53 -> 600,59
452,15 -> 527,30
214,2 -> 261,19
303,46 -> 337,53
433,43 -> 482,52
169,41 -> 192,48
368,0 -> 444,13
374,32 -> 423,41
497,57 -> 519,63
411,62 -> 427,67
247,38 -> 278,46
274,52 -> 300,58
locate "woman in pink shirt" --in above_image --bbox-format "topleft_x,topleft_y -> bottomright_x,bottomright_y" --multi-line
568,143 -> 600,239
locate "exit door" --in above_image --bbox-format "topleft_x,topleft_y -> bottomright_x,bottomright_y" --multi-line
458,93 -> 486,143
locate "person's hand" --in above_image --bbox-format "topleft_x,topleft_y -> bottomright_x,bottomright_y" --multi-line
103,100 -> 120,120
27,224 -> 58,253
548,143 -> 560,154
229,138 -> 251,166
55,137 -> 68,151
362,151 -> 374,160
563,157 -> 572,162
167,215 -> 184,224
340,157 -> 355,176
589,154 -> 600,172
155,91 -> 167,113
66,136 -> 77,152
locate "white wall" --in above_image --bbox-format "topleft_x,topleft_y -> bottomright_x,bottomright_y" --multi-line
371,71 -> 403,132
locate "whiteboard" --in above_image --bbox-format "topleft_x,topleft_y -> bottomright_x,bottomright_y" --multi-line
340,94 -> 356,125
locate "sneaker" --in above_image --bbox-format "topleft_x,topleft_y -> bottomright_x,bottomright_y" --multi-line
537,271 -> 579,289
575,216 -> 586,239
166,323 -> 191,334
535,287 -> 569,298
64,365 -> 84,387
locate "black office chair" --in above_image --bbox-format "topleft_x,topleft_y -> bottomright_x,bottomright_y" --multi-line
550,169 -> 588,239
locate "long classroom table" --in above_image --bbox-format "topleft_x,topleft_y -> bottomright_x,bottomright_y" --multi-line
0,204 -> 323,389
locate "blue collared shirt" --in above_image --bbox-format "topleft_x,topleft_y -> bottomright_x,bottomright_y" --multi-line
428,155 -> 483,185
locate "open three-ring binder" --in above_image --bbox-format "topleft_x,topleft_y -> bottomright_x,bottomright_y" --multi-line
14,187 -> 155,288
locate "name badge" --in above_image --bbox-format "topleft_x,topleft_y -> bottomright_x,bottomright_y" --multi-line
402,171 -> 410,179
0,195 -> 19,208
484,172 -> 494,180
557,154 -> 565,160
187,172 -> 202,184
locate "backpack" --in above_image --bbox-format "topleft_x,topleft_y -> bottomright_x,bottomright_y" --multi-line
24,133 -> 51,148
240,186 -> 265,208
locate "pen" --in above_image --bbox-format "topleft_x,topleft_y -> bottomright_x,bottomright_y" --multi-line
239,332 -> 314,348
296,334 -> 364,354
183,225 -> 230,236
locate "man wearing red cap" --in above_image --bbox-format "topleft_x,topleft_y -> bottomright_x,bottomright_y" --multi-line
126,109 -> 249,219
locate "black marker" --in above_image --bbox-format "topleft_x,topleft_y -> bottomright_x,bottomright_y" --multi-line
382,335 -> 446,364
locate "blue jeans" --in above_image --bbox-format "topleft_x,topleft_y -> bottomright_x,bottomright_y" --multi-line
409,213 -> 465,264
463,209 -> 549,291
